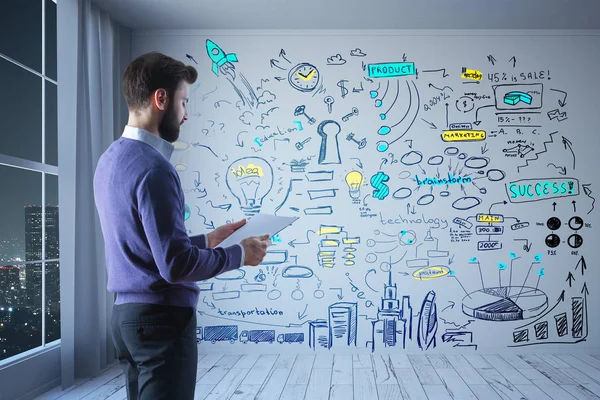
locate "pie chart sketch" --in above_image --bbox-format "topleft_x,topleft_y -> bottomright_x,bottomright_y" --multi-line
462,286 -> 548,322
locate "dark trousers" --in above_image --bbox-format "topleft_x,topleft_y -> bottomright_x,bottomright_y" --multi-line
110,303 -> 198,399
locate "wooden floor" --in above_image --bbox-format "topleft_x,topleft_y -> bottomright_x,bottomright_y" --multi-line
35,353 -> 600,400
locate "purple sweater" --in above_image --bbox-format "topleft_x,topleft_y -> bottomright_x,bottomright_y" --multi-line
93,126 -> 243,309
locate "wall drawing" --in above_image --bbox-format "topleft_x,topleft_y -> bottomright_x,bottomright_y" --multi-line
134,34 -> 599,353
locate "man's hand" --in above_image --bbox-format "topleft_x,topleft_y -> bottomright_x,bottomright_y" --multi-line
240,234 -> 271,266
207,219 -> 246,248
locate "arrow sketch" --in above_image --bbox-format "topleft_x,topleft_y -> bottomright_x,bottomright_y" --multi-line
288,230 -> 316,248
582,184 -> 595,214
550,88 -> 568,107
421,118 -> 437,129
562,136 -> 576,170
547,163 -> 566,175
350,158 -> 363,169
297,304 -> 308,320
206,200 -> 232,212
422,68 -> 449,78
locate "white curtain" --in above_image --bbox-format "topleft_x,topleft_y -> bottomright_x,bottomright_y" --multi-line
59,0 -> 129,389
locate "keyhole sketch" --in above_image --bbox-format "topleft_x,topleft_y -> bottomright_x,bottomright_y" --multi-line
317,120 -> 342,165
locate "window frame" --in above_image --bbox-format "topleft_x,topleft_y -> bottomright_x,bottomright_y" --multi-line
0,0 -> 60,367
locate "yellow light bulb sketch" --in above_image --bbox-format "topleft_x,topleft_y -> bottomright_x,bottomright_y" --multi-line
345,171 -> 364,200
226,157 -> 274,216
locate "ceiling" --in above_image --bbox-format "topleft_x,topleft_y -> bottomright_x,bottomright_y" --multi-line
92,0 -> 600,30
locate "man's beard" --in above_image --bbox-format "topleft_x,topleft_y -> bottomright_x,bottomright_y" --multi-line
158,103 -> 181,143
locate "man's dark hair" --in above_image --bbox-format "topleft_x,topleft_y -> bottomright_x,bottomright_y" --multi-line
122,52 -> 198,111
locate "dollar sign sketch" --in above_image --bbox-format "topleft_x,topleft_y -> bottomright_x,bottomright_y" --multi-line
463,100 -> 467,108
370,171 -> 390,200
337,79 -> 349,98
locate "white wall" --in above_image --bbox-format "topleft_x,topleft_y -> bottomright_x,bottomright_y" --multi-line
132,29 -> 600,354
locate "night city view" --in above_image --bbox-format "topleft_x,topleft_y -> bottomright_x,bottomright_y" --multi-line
0,205 -> 60,361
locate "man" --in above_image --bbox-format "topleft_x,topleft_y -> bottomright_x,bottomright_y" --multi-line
93,52 -> 271,399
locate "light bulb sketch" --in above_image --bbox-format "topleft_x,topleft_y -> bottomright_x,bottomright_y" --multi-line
345,171 -> 364,200
226,156 -> 274,216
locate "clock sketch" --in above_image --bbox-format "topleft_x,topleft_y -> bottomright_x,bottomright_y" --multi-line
288,62 -> 320,92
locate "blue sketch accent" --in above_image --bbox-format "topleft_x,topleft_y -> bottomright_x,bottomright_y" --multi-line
240,284 -> 267,292
206,39 -> 238,76
215,269 -> 246,280
328,302 -> 358,348
202,325 -> 239,344
304,206 -> 334,215
260,250 -> 288,265
417,290 -> 438,350
212,291 -> 241,301
226,156 -> 274,216
306,170 -> 334,182
371,172 -> 390,200
317,120 -> 342,165
282,265 -> 314,278
278,333 -> 304,343
370,272 -> 413,352
441,331 -> 478,349
309,319 -> 329,349
240,329 -> 276,344
308,189 -> 338,200
293,105 -> 316,124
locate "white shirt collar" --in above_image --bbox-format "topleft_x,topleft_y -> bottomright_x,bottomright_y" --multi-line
121,125 -> 174,161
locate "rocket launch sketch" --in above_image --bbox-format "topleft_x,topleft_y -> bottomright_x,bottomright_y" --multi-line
205,39 -> 259,109
206,39 -> 238,77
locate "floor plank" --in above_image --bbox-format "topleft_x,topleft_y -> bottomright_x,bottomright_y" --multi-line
286,354 -> 315,385
435,367 -> 478,399
372,354 -> 398,385
427,354 -> 453,369
422,384 -> 453,400
80,374 -> 124,400
233,354 -> 260,369
273,354 -> 297,369
330,384 -> 354,400
255,367 -> 292,400
204,368 -> 250,400
561,385 -> 600,400
464,354 -> 493,369
54,366 -> 123,400
353,354 -> 373,369
229,384 -> 261,400
575,354 -> 600,371
279,383 -> 307,400
409,355 -> 442,386
519,354 -> 576,385
38,351 -> 600,400
468,384 -> 504,400
557,354 -> 600,383
305,368 -> 332,400
476,366 -> 526,400
313,353 -> 334,369
513,384 -> 552,400
517,366 -> 577,400
353,368 -> 379,400
240,354 -> 278,386
390,353 -> 412,369
536,354 -> 572,369
483,354 -> 530,385
446,355 -> 487,385
332,354 -> 353,385
103,386 -> 126,400
394,367 -> 428,400
377,384 -> 402,400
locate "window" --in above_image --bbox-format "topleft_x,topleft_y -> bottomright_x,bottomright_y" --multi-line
0,0 -> 59,363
